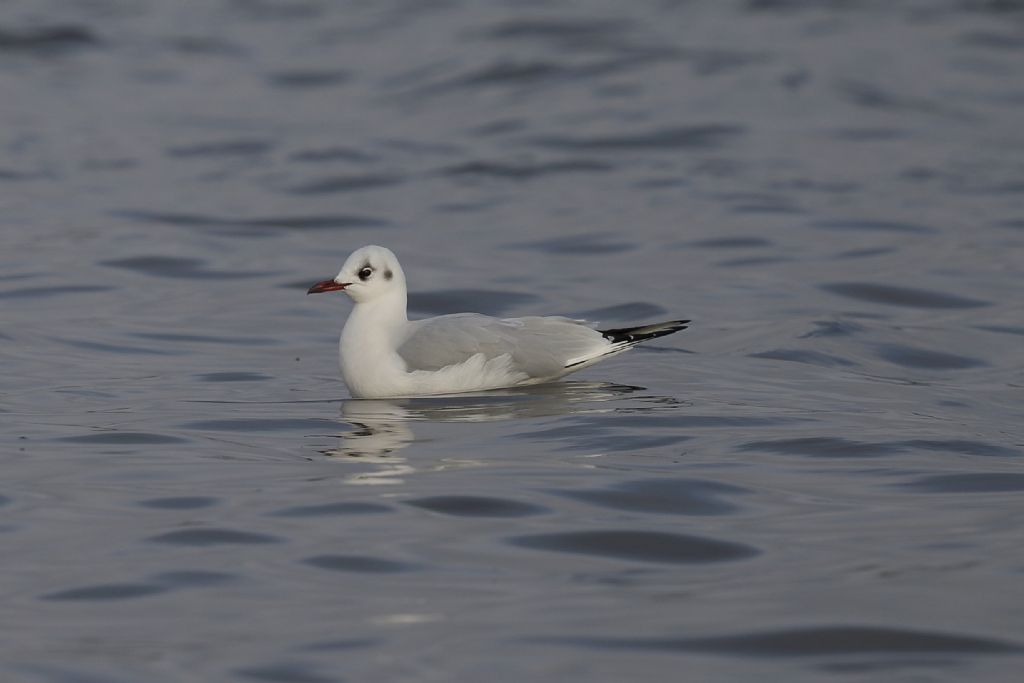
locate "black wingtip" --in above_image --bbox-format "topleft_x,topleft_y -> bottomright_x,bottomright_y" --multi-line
599,319 -> 690,345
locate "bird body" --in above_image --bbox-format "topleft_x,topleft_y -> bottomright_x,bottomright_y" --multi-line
308,246 -> 688,398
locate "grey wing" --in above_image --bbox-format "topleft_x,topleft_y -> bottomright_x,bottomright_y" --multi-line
397,314 -> 608,378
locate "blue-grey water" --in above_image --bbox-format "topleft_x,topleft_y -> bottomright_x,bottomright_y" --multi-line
3,1 -> 1024,681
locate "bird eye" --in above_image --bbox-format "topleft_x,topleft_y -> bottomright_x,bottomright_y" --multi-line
358,267 -> 373,281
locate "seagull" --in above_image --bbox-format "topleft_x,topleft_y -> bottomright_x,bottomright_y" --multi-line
307,245 -> 688,398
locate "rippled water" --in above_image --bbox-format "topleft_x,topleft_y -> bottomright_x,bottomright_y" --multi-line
3,1 -> 1024,681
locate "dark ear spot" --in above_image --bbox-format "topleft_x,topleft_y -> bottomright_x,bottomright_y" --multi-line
384,269 -> 393,281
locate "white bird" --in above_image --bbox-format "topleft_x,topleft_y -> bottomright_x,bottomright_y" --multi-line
307,245 -> 688,398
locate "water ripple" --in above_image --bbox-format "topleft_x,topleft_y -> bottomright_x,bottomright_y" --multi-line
509,530 -> 759,564
740,437 -> 1019,459
440,159 -> 611,181
405,495 -> 547,518
138,496 -> 220,510
549,625 -> 1021,656
302,554 -> 417,574
268,502 -> 392,517
897,473 -> 1024,493
112,210 -> 389,232
40,583 -> 168,601
101,256 -> 258,279
552,478 -> 749,516
875,344 -> 987,370
166,140 -> 274,158
283,173 -> 404,194
533,124 -> 744,151
0,25 -> 98,53
750,349 -> 858,367
234,661 -> 339,683
147,528 -> 283,546
821,282 -> 990,308
813,219 -> 937,234
60,432 -> 187,445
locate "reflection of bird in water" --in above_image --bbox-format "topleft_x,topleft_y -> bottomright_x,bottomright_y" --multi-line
320,400 -> 417,485
337,400 -> 416,456
319,382 -> 679,484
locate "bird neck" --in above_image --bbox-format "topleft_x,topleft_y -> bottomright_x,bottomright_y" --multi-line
348,290 -> 408,334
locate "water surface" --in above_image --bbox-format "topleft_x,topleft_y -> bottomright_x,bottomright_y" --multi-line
2,1 -> 1024,681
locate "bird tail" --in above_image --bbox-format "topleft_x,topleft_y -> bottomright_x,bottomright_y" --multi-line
599,319 -> 690,345
563,319 -> 690,369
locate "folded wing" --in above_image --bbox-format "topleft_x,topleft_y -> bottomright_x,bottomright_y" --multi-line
397,314 -> 608,379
